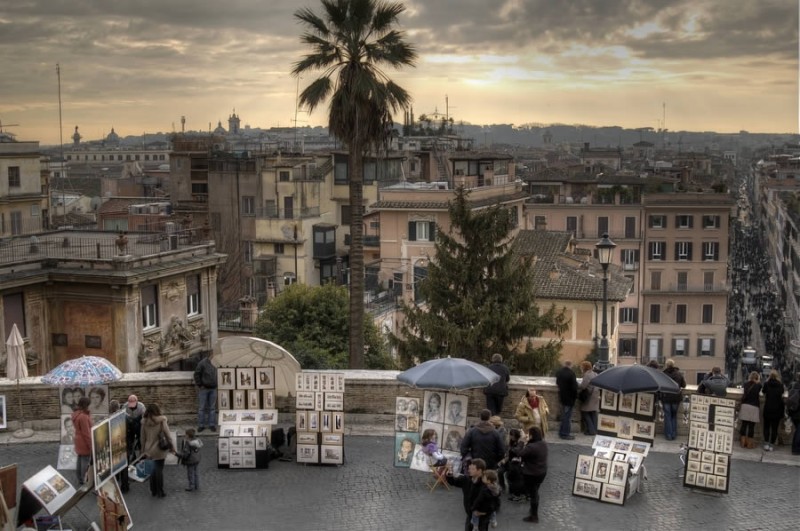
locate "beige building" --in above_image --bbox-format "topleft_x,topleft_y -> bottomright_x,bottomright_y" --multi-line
524,174 -> 734,383
1,138 -> 50,236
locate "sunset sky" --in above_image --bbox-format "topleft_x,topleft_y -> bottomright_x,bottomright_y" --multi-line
0,0 -> 797,145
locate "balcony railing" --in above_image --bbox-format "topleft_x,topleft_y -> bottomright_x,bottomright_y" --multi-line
255,206 -> 321,220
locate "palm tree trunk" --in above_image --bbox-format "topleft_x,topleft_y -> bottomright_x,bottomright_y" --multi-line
348,148 -> 365,369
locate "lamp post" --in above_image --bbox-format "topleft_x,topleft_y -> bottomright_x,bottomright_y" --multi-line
595,233 -> 617,371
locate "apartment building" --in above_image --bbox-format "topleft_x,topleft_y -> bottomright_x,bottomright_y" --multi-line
1,137 -> 50,236
524,174 -> 734,383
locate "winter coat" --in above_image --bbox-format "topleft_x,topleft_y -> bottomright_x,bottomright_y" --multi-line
761,379 -> 785,419
741,381 -> 762,407
662,366 -> 687,404
460,420 -> 506,470
579,371 -> 600,412
140,415 -> 173,460
698,373 -> 729,396
472,482 -> 502,515
484,362 -> 510,397
555,365 -> 578,406
519,439 -> 548,477
514,395 -> 550,435
181,437 -> 203,465
447,474 -> 484,516
194,357 -> 218,389
72,408 -> 93,456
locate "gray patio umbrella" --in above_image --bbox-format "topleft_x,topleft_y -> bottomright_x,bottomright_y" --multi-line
590,364 -> 681,395
6,323 -> 34,438
213,336 -> 301,397
397,357 -> 500,392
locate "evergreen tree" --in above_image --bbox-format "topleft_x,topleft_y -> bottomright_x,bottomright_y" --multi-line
392,187 -> 567,368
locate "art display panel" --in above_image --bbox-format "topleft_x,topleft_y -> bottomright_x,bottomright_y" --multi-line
22,466 -> 76,515
573,478 -> 602,500
682,394 -> 735,493
294,371 -> 346,466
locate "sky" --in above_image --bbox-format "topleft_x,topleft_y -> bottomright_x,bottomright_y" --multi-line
0,0 -> 797,145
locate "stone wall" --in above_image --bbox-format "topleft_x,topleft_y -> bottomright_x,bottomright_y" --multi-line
0,370 -> 747,440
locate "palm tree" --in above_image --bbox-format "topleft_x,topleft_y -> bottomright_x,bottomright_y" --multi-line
292,0 -> 417,368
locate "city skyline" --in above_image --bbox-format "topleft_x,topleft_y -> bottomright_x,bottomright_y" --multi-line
0,0 -> 797,145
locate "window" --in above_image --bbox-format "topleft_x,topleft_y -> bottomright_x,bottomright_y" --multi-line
142,285 -> 159,329
187,275 -> 201,316
619,338 -> 637,357
698,338 -> 715,356
509,206 -> 519,227
702,215 -> 721,229
10,211 -> 22,235
621,249 -> 639,270
648,215 -> 666,229
597,216 -> 608,237
676,304 -> 687,324
625,217 -> 636,238
243,241 -> 253,263
650,271 -> 661,290
408,221 -> 436,242
279,170 -> 290,182
704,271 -> 714,291
649,304 -> 661,323
566,216 -> 577,234
675,241 -> 692,261
31,204 -> 40,217
703,242 -> 719,261
673,338 -> 688,356
676,215 -> 694,229
341,205 -> 351,225
620,307 -> 638,323
242,196 -> 255,216
649,241 -> 665,260
647,338 -> 662,360
702,304 -> 713,324
3,292 -> 26,337
274,243 -> 285,254
534,216 -> 546,230
8,166 -> 20,187
677,271 -> 688,291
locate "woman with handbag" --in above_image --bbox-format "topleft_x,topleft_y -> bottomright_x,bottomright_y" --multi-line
739,372 -> 762,449
140,403 -> 175,498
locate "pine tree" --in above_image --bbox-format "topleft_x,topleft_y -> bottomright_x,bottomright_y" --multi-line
393,187 -> 567,367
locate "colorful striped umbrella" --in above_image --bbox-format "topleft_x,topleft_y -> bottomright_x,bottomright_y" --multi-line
42,355 -> 123,386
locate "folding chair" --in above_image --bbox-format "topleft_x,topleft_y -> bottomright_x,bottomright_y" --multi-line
426,458 -> 451,492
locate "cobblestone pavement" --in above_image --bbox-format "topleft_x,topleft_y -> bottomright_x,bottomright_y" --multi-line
2,435 -> 799,531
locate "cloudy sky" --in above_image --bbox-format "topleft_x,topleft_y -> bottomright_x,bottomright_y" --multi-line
0,0 -> 797,145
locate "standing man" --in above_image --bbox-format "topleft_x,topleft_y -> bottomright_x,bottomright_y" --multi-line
484,353 -> 510,416
72,396 -> 93,486
662,359 -> 686,441
555,360 -> 578,440
193,351 -> 218,432
460,409 -> 506,470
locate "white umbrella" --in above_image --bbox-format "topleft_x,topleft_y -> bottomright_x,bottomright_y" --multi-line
6,323 -> 33,438
212,337 -> 301,397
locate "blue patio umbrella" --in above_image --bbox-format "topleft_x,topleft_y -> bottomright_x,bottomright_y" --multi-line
397,357 -> 500,392
41,355 -> 123,386
590,364 -> 680,395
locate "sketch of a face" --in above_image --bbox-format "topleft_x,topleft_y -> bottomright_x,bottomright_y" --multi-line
428,394 -> 441,414
448,401 -> 462,421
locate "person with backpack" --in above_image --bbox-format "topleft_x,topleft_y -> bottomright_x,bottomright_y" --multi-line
180,428 -> 204,491
193,351 -> 218,432
697,367 -> 729,397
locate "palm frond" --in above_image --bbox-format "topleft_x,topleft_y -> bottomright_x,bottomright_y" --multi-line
298,77 -> 334,113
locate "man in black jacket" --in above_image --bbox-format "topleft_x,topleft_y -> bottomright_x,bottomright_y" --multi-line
447,458 -> 489,531
555,360 -> 578,440
193,351 -> 218,432
484,353 -> 511,415
461,409 -> 505,470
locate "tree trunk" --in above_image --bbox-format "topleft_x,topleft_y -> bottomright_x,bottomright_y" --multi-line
348,148 -> 365,369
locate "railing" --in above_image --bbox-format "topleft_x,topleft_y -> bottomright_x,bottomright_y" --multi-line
364,235 -> 380,247
255,206 -> 321,220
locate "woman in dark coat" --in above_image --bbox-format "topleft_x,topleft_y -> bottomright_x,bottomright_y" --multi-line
761,370 -> 785,452
519,427 -> 548,524
739,372 -> 762,449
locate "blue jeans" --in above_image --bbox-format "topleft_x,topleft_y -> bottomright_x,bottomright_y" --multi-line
663,401 -> 679,440
582,411 -> 597,435
559,404 -> 574,437
77,454 -> 91,486
186,464 -> 199,490
198,388 -> 217,428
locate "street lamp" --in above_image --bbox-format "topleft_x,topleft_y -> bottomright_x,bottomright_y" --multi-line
595,233 -> 617,371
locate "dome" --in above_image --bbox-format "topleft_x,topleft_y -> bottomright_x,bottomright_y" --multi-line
106,127 -> 120,144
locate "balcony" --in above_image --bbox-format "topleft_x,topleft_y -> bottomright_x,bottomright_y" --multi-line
364,235 -> 380,247
256,206 -> 321,220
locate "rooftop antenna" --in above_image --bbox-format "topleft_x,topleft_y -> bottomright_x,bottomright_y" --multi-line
57,63 -> 65,223
0,119 -> 20,138
181,116 -> 186,133
292,76 -> 309,152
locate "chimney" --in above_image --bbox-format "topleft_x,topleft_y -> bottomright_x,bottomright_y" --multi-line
549,265 -> 561,281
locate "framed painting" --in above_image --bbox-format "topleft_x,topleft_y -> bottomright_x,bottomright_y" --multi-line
593,449 -> 613,459
684,471 -> 696,486
241,437 -> 255,448
218,438 -> 230,453
220,425 -> 238,437
262,390 -> 275,409
600,483 -> 626,505
219,411 -> 238,424
320,411 -> 332,432
57,445 -> 77,470
238,425 -> 257,437
242,457 -> 256,468
423,391 -> 445,423
635,393 -> 655,418
303,372 -> 313,392
441,425 -> 466,453
592,436 -> 613,449
409,444 -> 431,473
444,393 -> 468,427
573,478 -> 602,499
321,444 -> 344,465
295,373 -> 304,392
714,475 -> 728,493
701,450 -> 715,463
325,392 -> 344,411
629,441 -> 650,456
236,368 -> 255,390
297,432 -> 318,445
247,390 -> 260,410
239,410 -> 257,423
612,440 -> 631,453
218,368 -> 235,390
60,414 -> 75,445
713,464 -> 726,476
688,449 -> 701,461
257,410 -> 277,424
296,411 -> 307,431
257,426 -> 271,439
255,367 -> 275,390
420,421 -> 443,447
616,417 -> 633,439
633,420 -> 655,441
296,391 -> 315,410
218,391 -> 231,411
601,390 -> 618,412
91,419 -> 112,489
311,373 -> 320,392
322,433 -> 343,445
232,390 -> 246,409
308,411 -> 319,431
255,437 -> 268,451
229,456 -> 244,469
613,453 -> 627,462
405,397 -> 420,417
86,386 -> 109,417
687,460 -> 700,472
442,450 -> 462,477
695,473 -> 707,488
315,392 -> 324,412
591,458 -> 611,483
597,414 -> 618,435
336,373 -> 345,392
297,444 -> 319,464
23,466 -> 77,516
218,451 -> 230,465
626,454 -> 642,474
715,454 -> 729,467
575,455 -> 594,480
332,412 -> 344,433
618,394 -> 636,414
608,461 -> 629,487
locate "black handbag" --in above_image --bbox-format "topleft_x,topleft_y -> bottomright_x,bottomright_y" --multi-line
578,387 -> 590,402
158,430 -> 171,450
